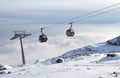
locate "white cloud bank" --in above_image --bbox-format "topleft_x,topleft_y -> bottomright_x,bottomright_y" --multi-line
0,33 -> 119,65
0,24 -> 120,65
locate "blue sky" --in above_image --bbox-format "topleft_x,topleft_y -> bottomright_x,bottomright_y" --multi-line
0,0 -> 120,24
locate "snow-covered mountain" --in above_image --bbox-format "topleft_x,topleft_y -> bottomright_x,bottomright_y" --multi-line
51,36 -> 120,62
1,36 -> 120,78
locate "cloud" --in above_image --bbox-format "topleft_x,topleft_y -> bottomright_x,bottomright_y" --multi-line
0,0 -> 120,10
0,0 -> 120,24
0,23 -> 120,65
0,18 -> 30,25
0,24 -> 120,65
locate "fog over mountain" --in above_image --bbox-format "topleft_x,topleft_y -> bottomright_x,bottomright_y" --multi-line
0,24 -> 120,65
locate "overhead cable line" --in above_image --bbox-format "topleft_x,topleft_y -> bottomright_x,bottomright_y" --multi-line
73,6 -> 120,23
26,2 -> 120,35
43,2 -> 120,30
44,6 -> 120,34
39,6 -> 120,43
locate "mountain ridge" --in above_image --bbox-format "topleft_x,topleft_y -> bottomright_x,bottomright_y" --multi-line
50,36 -> 120,63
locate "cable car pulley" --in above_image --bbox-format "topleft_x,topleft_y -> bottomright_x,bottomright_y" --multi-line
39,28 -> 48,43
66,22 -> 75,37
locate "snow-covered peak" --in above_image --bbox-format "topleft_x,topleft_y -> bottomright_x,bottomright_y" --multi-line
107,36 -> 120,45
54,36 -> 120,61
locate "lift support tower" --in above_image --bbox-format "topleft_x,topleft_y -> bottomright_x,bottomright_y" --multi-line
10,31 -> 31,65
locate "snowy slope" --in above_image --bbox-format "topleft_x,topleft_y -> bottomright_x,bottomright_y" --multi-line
1,54 -> 120,78
56,36 -> 120,61
1,36 -> 120,78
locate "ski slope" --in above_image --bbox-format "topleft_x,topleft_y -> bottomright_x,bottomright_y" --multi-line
1,54 -> 120,78
1,36 -> 120,78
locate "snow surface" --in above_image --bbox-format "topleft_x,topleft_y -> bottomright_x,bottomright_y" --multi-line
58,36 -> 120,60
1,36 -> 120,78
1,54 -> 120,78
0,64 -> 12,70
